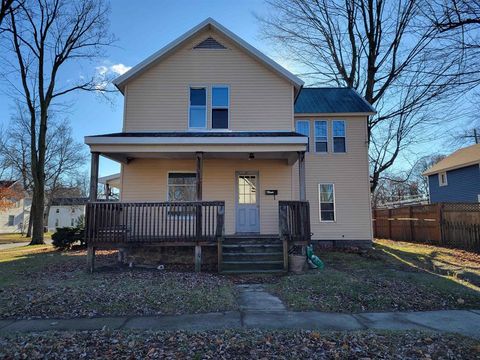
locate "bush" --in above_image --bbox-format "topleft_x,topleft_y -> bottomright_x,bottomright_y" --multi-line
52,227 -> 85,250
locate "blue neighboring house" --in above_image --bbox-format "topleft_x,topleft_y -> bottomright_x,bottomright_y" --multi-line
423,144 -> 480,203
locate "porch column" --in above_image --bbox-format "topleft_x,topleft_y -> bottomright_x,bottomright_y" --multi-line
298,151 -> 306,201
87,151 -> 99,273
196,152 -> 203,200
89,152 -> 100,202
195,152 -> 204,272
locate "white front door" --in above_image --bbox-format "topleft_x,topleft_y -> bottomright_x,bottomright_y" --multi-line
236,172 -> 260,233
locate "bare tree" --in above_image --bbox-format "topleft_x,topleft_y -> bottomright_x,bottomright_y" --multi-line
0,0 -> 14,28
1,0 -> 114,244
259,0 -> 475,192
0,107 -> 87,237
429,0 -> 480,31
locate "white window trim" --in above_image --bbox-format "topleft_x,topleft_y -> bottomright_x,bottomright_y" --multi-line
318,183 -> 336,223
314,120 -> 328,154
332,120 -> 347,153
295,120 -> 310,152
188,86 -> 207,130
439,171 -> 448,187
211,84 -> 230,130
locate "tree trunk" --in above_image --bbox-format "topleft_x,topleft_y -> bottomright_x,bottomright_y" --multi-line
29,188 -> 45,245
26,200 -> 33,237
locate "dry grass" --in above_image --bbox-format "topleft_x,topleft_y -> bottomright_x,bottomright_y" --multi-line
268,240 -> 480,312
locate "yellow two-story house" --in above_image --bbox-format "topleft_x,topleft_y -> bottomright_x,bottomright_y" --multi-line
84,18 -> 375,273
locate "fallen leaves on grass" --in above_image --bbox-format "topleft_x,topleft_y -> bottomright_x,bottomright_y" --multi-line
0,251 -> 238,319
0,329 -> 477,359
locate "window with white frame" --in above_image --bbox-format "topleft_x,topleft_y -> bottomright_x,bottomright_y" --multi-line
296,120 -> 310,152
168,173 -> 197,202
439,172 -> 448,186
319,184 -> 335,221
314,120 -> 328,153
333,120 -> 346,153
189,87 -> 207,129
8,215 -> 14,226
212,86 -> 229,129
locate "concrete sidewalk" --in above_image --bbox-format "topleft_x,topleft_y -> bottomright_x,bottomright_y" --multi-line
1,309 -> 480,338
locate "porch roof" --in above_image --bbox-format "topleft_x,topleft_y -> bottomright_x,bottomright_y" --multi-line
85,131 -> 308,165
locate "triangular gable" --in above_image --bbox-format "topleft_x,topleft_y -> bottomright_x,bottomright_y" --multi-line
113,18 -> 304,93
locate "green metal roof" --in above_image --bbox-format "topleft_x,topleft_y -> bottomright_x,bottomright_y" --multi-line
295,88 -> 375,114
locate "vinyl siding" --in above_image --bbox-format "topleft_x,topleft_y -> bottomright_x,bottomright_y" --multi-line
428,164 -> 480,203
47,205 -> 86,231
121,158 -> 292,235
124,29 -> 294,132
293,116 -> 372,241
0,198 -> 30,234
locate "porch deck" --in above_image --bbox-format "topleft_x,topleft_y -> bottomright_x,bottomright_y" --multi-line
85,200 -> 311,273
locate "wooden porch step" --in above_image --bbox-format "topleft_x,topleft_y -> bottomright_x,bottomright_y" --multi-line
221,260 -> 284,272
223,252 -> 283,262
221,269 -> 285,274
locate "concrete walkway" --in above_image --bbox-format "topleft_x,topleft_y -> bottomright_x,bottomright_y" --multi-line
1,309 -> 480,338
0,283 -> 479,338
0,239 -> 52,250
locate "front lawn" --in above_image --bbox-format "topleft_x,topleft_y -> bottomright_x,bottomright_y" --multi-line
0,245 -> 237,319
267,239 -> 480,312
0,329 -> 477,359
0,232 -> 52,244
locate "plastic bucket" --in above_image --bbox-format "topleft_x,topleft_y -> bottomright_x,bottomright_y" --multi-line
289,254 -> 306,273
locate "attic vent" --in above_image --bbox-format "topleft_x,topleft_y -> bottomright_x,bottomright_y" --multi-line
194,37 -> 226,49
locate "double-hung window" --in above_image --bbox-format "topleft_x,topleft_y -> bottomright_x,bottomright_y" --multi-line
439,172 -> 448,186
296,120 -> 310,152
212,86 -> 229,129
314,120 -> 328,153
319,184 -> 335,222
333,120 -> 346,153
189,87 -> 207,129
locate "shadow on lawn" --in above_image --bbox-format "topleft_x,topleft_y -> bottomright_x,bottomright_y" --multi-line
373,243 -> 480,290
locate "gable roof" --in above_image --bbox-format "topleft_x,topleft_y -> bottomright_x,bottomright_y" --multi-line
113,18 -> 304,93
51,197 -> 88,206
423,144 -> 480,176
0,180 -> 16,189
294,88 -> 376,114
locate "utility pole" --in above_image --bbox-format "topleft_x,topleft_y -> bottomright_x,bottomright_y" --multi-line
475,129 -> 479,144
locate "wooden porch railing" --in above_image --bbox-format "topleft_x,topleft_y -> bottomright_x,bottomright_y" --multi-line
279,201 -> 311,243
85,201 -> 225,244
278,200 -> 311,272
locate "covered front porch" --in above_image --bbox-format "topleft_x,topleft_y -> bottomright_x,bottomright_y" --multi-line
84,132 -> 311,273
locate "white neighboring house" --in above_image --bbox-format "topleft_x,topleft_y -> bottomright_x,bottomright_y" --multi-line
0,181 -> 31,234
47,198 -> 88,231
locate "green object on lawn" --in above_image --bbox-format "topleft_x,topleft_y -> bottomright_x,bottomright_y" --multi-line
306,245 -> 324,269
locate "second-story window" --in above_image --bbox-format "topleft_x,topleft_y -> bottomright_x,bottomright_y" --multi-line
212,86 -> 229,129
314,120 -> 328,153
333,120 -> 346,153
189,87 -> 207,129
295,120 -> 310,152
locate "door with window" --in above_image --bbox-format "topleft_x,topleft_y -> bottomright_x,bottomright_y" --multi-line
236,172 -> 260,233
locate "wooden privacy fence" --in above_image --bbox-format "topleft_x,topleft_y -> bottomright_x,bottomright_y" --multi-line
373,203 -> 480,252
